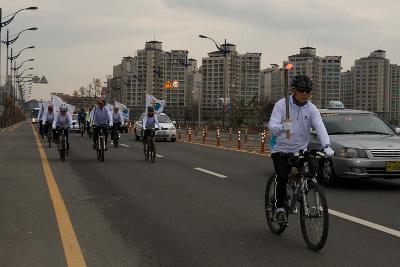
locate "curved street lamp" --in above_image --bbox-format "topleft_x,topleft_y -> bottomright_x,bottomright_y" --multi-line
9,45 -> 35,61
0,7 -> 38,85
17,67 -> 34,79
12,58 -> 34,71
1,27 -> 38,83
199,34 -> 230,127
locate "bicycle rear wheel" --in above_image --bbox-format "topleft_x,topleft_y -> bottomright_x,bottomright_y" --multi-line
265,174 -> 287,235
151,139 -> 156,163
48,131 -> 52,148
100,136 -> 105,162
300,180 -> 329,251
60,136 -> 66,162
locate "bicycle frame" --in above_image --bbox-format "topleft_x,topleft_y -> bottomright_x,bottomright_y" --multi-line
286,154 -> 323,218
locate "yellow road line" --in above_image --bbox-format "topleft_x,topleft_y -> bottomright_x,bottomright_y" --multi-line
31,124 -> 87,267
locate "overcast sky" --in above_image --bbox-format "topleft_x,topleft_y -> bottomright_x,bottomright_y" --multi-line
2,0 -> 400,101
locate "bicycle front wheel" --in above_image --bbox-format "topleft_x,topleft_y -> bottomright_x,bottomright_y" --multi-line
265,174 -> 287,235
300,180 -> 329,251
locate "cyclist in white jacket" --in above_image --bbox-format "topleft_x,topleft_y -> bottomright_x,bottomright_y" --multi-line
268,75 -> 334,225
52,104 -> 72,152
142,106 -> 161,145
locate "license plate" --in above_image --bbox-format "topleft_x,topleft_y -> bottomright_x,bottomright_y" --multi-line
386,161 -> 400,172
157,131 -> 165,135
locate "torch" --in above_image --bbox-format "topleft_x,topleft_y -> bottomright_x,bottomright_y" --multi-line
284,63 -> 294,139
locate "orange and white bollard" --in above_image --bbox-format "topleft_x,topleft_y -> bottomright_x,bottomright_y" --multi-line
229,128 -> 232,142
178,125 -> 181,140
238,130 -> 241,150
261,131 -> 265,153
202,128 -> 206,144
188,127 -> 192,143
245,128 -> 248,143
217,128 -> 221,147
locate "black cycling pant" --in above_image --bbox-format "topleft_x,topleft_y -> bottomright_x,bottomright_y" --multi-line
39,120 -> 44,137
43,122 -> 55,137
271,152 -> 291,209
142,129 -> 156,145
54,128 -> 69,150
111,123 -> 121,140
93,126 -> 109,145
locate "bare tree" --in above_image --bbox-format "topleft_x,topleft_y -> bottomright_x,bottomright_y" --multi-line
73,90 -> 79,97
92,78 -> 102,98
79,86 -> 86,97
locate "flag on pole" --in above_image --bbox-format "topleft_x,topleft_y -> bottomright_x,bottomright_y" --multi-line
51,95 -> 76,115
145,95 -> 166,114
115,101 -> 129,120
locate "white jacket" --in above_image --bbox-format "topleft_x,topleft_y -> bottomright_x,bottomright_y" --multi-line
268,95 -> 331,153
52,112 -> 72,129
142,113 -> 160,130
112,111 -> 124,124
41,111 -> 55,125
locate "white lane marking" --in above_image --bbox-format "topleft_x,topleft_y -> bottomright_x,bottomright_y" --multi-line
156,154 -> 164,158
329,209 -> 400,238
120,144 -> 130,148
194,167 -> 227,178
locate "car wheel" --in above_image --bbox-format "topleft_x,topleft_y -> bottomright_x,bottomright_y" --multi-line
322,159 -> 338,187
171,138 -> 176,142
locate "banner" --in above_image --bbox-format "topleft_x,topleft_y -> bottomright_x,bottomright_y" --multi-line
145,95 -> 166,114
51,95 -> 76,115
114,101 -> 129,121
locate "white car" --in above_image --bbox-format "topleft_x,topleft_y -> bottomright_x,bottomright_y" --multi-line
134,113 -> 176,142
70,114 -> 80,132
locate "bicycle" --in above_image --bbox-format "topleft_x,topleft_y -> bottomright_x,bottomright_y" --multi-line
56,128 -> 68,162
111,124 -> 120,148
45,123 -> 53,148
143,128 -> 157,163
95,124 -> 108,162
265,150 -> 329,251
79,121 -> 85,137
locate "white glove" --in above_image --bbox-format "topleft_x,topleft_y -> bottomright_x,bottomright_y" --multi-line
271,127 -> 283,136
324,147 -> 335,157
283,121 -> 292,132
52,126 -> 56,129
109,123 -> 113,128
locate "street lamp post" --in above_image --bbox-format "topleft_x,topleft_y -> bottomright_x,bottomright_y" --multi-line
199,34 -> 229,128
2,27 -> 38,84
0,7 -> 37,85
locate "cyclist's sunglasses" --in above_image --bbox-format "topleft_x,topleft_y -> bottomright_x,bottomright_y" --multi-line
295,88 -> 312,94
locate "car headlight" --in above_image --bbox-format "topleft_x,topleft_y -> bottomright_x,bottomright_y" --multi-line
170,126 -> 176,130
338,147 -> 367,158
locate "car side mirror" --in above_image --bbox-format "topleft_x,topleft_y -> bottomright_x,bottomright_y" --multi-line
396,127 -> 400,134
172,121 -> 176,125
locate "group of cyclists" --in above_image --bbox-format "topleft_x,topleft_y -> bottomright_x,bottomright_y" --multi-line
35,74 -> 335,250
38,98 -> 126,154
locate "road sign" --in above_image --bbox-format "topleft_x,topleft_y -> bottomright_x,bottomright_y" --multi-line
164,80 -> 172,88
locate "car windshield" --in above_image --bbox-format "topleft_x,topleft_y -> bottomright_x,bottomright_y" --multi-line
32,109 -> 39,118
157,114 -> 171,123
322,113 -> 395,135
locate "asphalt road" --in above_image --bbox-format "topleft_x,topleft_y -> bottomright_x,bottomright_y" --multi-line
1,121 -> 400,266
